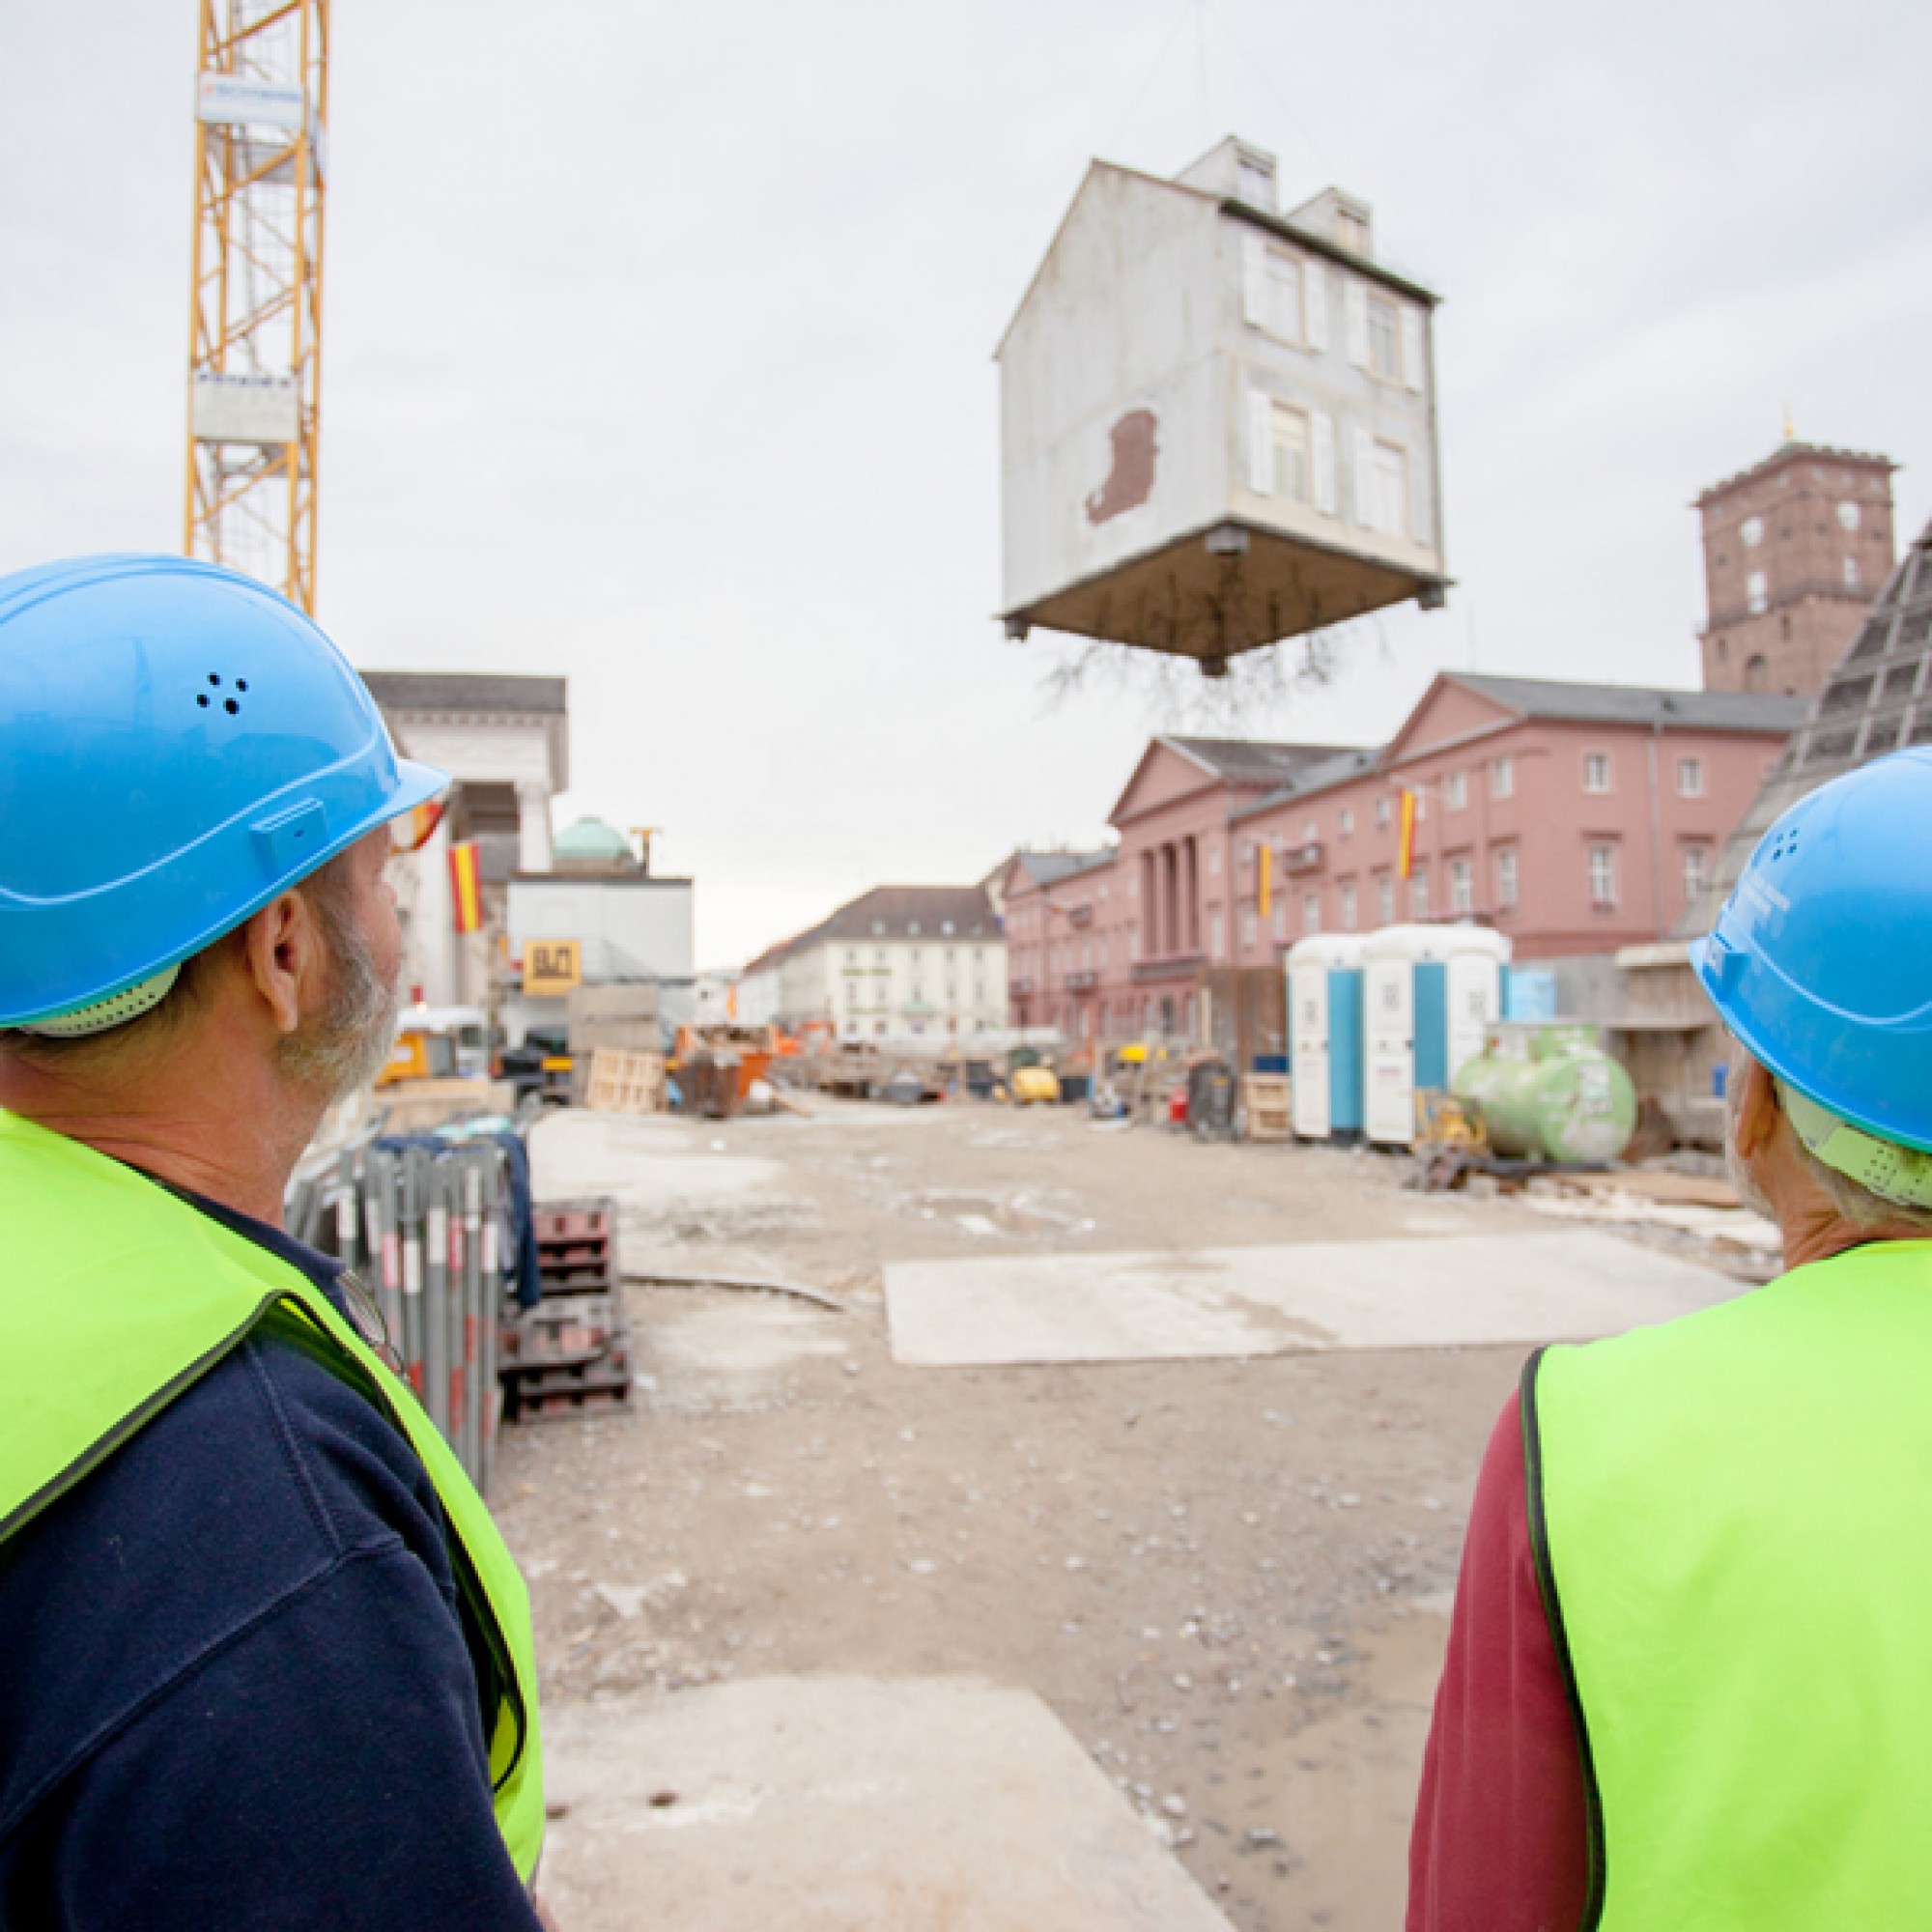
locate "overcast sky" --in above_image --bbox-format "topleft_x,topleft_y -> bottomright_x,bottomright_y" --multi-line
5,1 -> 1929,968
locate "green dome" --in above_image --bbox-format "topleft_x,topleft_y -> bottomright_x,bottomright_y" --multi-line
553,817 -> 633,864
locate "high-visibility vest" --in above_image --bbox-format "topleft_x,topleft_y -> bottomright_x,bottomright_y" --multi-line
0,1111 -> 545,1882
1528,1239 -> 1932,1928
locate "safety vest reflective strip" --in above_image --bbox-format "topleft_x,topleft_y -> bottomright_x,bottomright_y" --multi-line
0,1112 -> 546,1882
1526,1239 -> 1932,1929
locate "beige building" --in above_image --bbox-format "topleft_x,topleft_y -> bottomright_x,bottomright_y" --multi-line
745,887 -> 1007,1044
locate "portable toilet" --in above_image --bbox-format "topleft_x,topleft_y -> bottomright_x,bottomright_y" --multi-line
1286,933 -> 1366,1139
1362,925 -> 1511,1147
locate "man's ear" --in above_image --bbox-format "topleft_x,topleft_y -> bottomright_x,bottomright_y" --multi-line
240,889 -> 326,1037
1733,1055 -> 1780,1161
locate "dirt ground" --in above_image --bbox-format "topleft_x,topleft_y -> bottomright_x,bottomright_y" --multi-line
491,1103 -> 1553,1931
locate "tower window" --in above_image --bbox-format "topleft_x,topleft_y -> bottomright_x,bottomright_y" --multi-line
1838,501 -> 1861,532
1741,517 -> 1765,548
1747,570 -> 1769,614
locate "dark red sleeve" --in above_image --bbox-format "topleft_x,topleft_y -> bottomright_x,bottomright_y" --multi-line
1406,1387 -> 1590,1932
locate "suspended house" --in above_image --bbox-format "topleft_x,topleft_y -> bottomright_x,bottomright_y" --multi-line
1681,513 -> 1932,934
996,136 -> 1448,674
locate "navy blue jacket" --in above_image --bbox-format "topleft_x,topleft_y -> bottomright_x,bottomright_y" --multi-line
0,1181 -> 543,1929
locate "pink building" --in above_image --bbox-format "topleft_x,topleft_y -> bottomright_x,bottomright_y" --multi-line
998,675 -> 1802,1042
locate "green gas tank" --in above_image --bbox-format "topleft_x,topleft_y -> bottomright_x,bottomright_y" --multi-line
1453,1023 -> 1636,1164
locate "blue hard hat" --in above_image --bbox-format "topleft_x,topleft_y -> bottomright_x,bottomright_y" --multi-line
0,554 -> 446,1028
1692,747 -> 1932,1154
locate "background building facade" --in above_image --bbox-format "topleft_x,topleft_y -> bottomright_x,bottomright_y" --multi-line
1002,676 -> 1800,1041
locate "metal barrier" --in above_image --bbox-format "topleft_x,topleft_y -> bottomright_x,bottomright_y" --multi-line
289,1138 -> 517,1494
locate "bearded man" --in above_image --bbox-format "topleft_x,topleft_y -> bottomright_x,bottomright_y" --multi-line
0,556 -> 552,1927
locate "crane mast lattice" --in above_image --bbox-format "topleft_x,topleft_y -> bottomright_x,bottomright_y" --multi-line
184,0 -> 329,613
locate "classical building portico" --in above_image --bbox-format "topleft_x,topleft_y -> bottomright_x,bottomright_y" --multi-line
361,672 -> 568,1008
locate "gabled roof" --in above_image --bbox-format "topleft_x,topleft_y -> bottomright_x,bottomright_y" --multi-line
1165,735 -> 1360,785
804,885 -> 1001,947
361,671 -> 566,716
1446,673 -> 1807,734
1009,849 -> 1115,892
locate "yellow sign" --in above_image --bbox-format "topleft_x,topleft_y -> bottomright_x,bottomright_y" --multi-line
524,938 -> 582,998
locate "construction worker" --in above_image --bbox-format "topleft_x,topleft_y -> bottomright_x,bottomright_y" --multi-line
0,556 -> 552,1927
1408,746 -> 1932,1928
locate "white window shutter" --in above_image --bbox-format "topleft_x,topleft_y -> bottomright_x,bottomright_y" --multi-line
1400,307 -> 1426,392
1241,235 -> 1267,327
1247,390 -> 1275,496
1409,460 -> 1431,547
1311,410 -> 1337,516
1304,258 -> 1329,351
1345,279 -> 1371,368
1350,425 -> 1376,526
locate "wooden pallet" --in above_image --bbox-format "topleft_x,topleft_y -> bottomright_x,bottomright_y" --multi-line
584,1047 -> 667,1115
1241,1072 -> 1293,1144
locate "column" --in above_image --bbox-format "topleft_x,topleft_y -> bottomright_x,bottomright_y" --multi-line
516,778 -> 554,874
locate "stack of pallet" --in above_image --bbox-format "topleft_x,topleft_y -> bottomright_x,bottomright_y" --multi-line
500,1196 -> 636,1420
1241,1072 -> 1293,1143
583,1047 -> 666,1115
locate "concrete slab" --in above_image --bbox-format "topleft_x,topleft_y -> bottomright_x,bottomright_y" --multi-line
538,1675 -> 1234,1932
885,1230 -> 1744,1368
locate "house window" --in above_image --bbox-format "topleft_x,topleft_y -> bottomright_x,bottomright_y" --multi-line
1844,554 -> 1861,590
1677,755 -> 1705,797
1583,752 -> 1611,794
1240,908 -> 1258,949
1742,516 -> 1764,549
1339,806 -> 1354,837
908,921 -> 921,936
1410,866 -> 1429,917
1301,892 -> 1321,934
1838,501 -> 1861,532
1367,439 -> 1408,536
1253,244 -> 1304,342
1273,901 -> 1289,942
1449,857 -> 1473,914
1208,843 -> 1222,875
1447,771 -> 1467,811
1340,882 -> 1358,931
1492,756 -> 1514,800
1367,295 -> 1401,382
1335,208 -> 1370,255
1209,908 -> 1225,958
1269,401 -> 1311,501
1376,796 -> 1392,830
1683,844 -> 1711,902
1377,873 -> 1395,923
1303,818 -> 1319,841
1747,571 -> 1769,615
1589,845 -> 1619,909
1494,846 -> 1519,908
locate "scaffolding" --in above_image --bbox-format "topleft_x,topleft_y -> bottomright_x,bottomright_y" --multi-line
183,0 -> 329,612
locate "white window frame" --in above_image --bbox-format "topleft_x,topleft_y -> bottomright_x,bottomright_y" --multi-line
1837,501 -> 1861,532
1747,570 -> 1769,615
1339,881 -> 1358,931
1339,806 -> 1354,838
1409,866 -> 1429,918
1494,846 -> 1519,909
1301,892 -> 1321,935
1492,755 -> 1514,800
1742,516 -> 1764,549
1677,755 -> 1705,798
1448,856 -> 1473,915
1589,844 -> 1619,910
1240,907 -> 1258,950
1376,795 -> 1392,830
1377,873 -> 1395,923
1682,843 -> 1711,903
1583,752 -> 1612,795
1447,771 -> 1467,811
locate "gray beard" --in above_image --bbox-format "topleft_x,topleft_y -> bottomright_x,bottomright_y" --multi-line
276,902 -> 404,1103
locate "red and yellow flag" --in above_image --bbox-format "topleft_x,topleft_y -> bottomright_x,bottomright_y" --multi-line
448,841 -> 484,934
1396,790 -> 1419,880
1257,841 -> 1272,921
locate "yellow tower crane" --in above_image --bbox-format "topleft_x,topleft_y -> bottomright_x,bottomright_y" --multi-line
183,0 -> 329,613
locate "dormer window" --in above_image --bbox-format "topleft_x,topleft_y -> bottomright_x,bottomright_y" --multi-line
1335,208 -> 1370,255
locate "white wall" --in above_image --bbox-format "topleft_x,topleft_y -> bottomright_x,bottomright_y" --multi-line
507,877 -> 695,984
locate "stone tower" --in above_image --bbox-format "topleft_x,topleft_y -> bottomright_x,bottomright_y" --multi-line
1696,440 -> 1896,696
